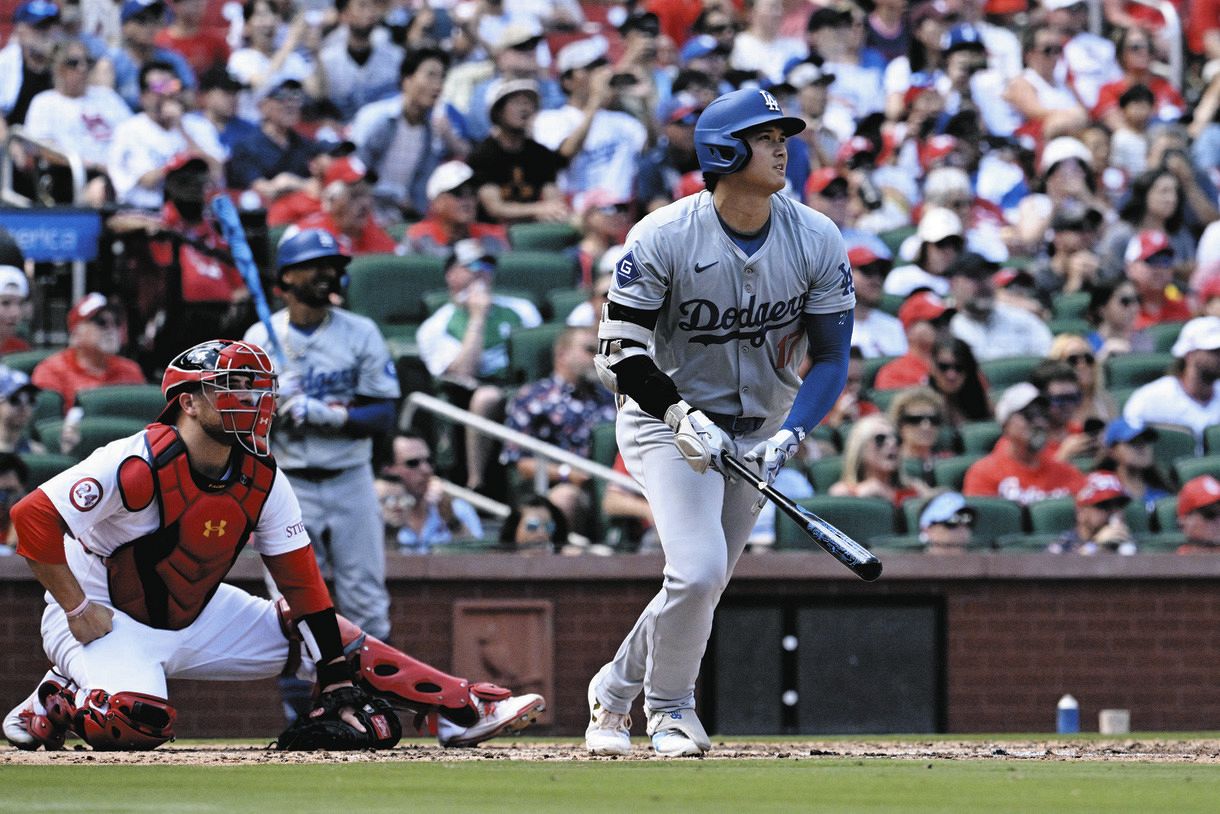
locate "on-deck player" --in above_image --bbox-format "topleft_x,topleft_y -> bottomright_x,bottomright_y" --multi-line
585,88 -> 855,757
3,339 -> 543,750
244,229 -> 399,646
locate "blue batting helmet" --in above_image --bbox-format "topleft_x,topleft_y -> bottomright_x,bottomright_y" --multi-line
693,88 -> 806,175
275,228 -> 350,276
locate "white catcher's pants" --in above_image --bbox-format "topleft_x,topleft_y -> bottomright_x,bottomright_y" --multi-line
594,401 -> 775,715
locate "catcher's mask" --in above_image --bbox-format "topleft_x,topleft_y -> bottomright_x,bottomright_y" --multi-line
158,339 -> 278,456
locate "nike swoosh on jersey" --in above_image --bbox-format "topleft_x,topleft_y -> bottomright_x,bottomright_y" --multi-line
694,261 -> 718,273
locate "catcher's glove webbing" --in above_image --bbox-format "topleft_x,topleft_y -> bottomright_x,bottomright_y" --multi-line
274,686 -> 402,751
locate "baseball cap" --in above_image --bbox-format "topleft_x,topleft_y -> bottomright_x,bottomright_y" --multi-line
991,267 -> 1035,289
13,0 -> 59,25
556,36 -> 609,75
496,22 -> 543,51
449,239 -> 496,275
487,78 -> 540,117
805,167 -> 848,197
323,155 -> 375,187
0,265 -> 29,299
199,66 -> 247,93
680,35 -> 724,63
67,292 -> 119,332
807,7 -> 851,31
426,161 -> 475,202
995,382 -> 1046,425
1043,0 -> 1087,10
1075,471 -> 1130,508
837,136 -> 877,168
918,135 -> 959,172
164,152 -> 208,176
658,92 -> 701,126
0,365 -> 37,401
848,245 -> 890,271
255,77 -> 305,104
1124,229 -> 1174,264
917,207 -> 964,245
1178,475 -> 1220,519
1103,417 -> 1158,447
947,252 -> 997,279
986,0 -> 1028,11
618,11 -> 660,37
942,23 -> 987,53
918,492 -> 976,530
1039,136 -> 1093,175
1170,316 -> 1220,358
1050,202 -> 1102,232
898,291 -> 955,330
120,0 -> 164,24
783,61 -> 835,91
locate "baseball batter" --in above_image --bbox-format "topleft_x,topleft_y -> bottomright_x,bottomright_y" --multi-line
244,229 -> 399,644
2,339 -> 543,751
586,88 -> 856,757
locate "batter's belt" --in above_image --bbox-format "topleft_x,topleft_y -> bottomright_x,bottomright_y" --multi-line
701,412 -> 766,435
283,467 -> 347,482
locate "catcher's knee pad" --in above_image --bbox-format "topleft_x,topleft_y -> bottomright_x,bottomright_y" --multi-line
347,634 -> 484,727
18,680 -> 77,750
74,690 -> 176,751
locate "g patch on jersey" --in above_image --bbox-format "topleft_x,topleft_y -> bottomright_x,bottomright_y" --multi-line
615,249 -> 641,288
69,477 -> 104,511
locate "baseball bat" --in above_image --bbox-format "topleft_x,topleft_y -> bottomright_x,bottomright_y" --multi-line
721,453 -> 882,581
209,195 -> 288,370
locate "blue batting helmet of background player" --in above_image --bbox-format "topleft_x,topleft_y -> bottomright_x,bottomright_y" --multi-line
275,228 -> 351,276
693,88 -> 806,175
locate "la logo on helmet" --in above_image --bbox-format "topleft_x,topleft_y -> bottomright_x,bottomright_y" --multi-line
759,90 -> 780,112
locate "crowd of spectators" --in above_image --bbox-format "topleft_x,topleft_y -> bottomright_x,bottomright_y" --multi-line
0,0 -> 1218,555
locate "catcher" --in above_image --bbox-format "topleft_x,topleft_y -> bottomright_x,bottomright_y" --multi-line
2,339 -> 543,751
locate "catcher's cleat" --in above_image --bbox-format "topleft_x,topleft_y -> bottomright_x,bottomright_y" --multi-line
585,668 -> 631,756
646,708 -> 710,757
3,677 -> 77,751
436,685 -> 545,748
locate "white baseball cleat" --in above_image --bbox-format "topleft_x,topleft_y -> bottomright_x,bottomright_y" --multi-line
436,691 -> 545,748
585,668 -> 632,756
647,709 -> 710,757
3,675 -> 77,751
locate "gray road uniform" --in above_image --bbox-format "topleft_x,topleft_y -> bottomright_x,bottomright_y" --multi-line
593,190 -> 855,717
245,308 -> 401,640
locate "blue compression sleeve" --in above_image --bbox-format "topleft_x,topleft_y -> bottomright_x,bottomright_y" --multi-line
344,398 -> 396,436
782,310 -> 854,435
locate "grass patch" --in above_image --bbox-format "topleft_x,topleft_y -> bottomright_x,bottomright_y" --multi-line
2,759 -> 1217,814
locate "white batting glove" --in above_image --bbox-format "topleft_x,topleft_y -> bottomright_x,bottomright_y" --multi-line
664,401 -> 730,475
277,372 -> 304,402
279,394 -> 347,428
744,428 -> 803,487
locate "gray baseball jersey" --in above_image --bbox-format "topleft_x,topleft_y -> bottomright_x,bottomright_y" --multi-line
244,307 -> 401,471
608,190 -> 855,418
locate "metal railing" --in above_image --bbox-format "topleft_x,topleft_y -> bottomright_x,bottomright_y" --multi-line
1,125 -> 88,207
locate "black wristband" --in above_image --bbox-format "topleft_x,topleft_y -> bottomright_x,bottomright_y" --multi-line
316,656 -> 353,688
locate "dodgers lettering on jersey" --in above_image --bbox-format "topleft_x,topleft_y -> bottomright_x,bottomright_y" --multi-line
243,308 -> 401,470
609,190 -> 854,419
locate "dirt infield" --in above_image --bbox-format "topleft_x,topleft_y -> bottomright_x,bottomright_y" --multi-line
3,738 -> 1219,765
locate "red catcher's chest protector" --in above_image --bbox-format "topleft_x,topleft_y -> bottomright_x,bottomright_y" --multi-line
106,424 -> 276,629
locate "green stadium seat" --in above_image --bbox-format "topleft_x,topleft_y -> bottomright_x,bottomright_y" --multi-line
494,251 -> 580,303
1154,495 -> 1179,532
1028,496 -> 1150,535
1144,321 -> 1186,354
959,421 -> 1001,454
1111,386 -> 1137,411
879,226 -> 915,258
508,222 -> 581,251
76,385 -> 166,422
589,421 -> 618,468
422,286 -> 538,316
1174,455 -> 1220,486
1105,352 -> 1173,389
775,495 -> 896,549
32,389 -> 63,426
902,495 -> 1023,544
931,454 -> 979,490
877,294 -> 905,317
1149,424 -> 1196,471
867,533 -> 926,552
980,355 -> 1043,391
19,452 -> 79,485
808,424 -> 839,454
1052,291 -> 1091,320
995,532 -> 1060,553
265,225 -> 290,272
504,323 -> 567,385
431,538 -> 504,554
807,456 -> 843,491
1206,425 -> 1220,455
547,289 -> 588,322
1,348 -> 60,374
384,221 -> 410,243
870,388 -> 901,412
345,253 -> 447,339
36,416 -> 147,460
1047,317 -> 1091,337
1137,532 -> 1187,552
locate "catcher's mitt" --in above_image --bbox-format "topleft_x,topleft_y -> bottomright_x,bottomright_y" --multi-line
274,685 -> 402,751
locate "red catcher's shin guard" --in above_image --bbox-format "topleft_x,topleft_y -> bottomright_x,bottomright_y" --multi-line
74,690 -> 176,751
335,617 -> 481,728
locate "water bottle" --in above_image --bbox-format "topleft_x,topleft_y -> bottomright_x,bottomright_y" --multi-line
1056,694 -> 1079,734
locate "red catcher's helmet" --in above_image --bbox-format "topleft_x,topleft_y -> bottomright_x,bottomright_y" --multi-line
158,339 -> 278,456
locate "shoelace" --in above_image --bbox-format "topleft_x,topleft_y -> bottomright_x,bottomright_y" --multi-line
591,702 -> 631,731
